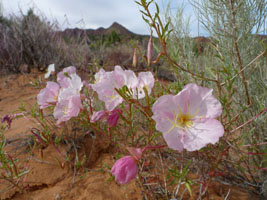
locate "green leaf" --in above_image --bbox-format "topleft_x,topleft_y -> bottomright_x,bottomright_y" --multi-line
140,10 -> 149,17
147,0 -> 154,7
162,21 -> 170,36
155,2 -> 159,14
165,29 -> 173,40
142,15 -> 151,26
185,182 -> 192,196
135,1 -> 142,6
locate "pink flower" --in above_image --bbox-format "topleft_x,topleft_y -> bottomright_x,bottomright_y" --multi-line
57,66 -> 76,84
1,113 -> 28,129
134,71 -> 155,99
107,108 -> 122,127
111,156 -> 138,184
90,108 -> 122,127
152,83 -> 224,152
1,115 -> 13,129
53,89 -> 82,125
57,66 -> 83,92
91,68 -> 120,111
113,65 -> 138,89
91,66 -> 138,111
37,81 -> 60,109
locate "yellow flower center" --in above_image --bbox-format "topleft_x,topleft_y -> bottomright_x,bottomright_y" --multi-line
167,102 -> 198,133
63,105 -> 69,115
177,113 -> 193,128
106,90 -> 120,101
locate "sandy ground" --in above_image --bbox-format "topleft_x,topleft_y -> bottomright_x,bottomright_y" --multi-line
0,71 -> 258,200
0,71 -> 140,200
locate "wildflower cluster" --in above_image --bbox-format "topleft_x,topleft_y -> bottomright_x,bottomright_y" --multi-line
37,66 -> 83,125
90,65 -> 154,111
36,65 -> 224,185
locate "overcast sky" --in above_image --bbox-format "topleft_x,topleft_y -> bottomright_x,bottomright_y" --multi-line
2,0 -> 204,36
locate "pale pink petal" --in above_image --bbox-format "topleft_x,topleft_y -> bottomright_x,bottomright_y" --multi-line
37,81 -> 59,109
113,65 -> 126,87
53,99 -> 69,124
183,119 -> 224,151
138,71 -> 154,92
113,66 -> 138,89
162,128 -> 185,152
94,68 -> 106,83
134,71 -> 154,99
91,69 -> 123,111
90,110 -> 107,123
68,95 -> 82,116
91,68 -> 109,91
111,156 -> 138,184
172,88 -> 191,114
57,66 -> 76,86
58,73 -> 83,92
98,87 -> 123,111
152,95 -> 177,133
53,94 -> 82,125
58,88 -> 77,101
124,70 -> 138,89
183,83 -> 222,118
152,95 -> 176,116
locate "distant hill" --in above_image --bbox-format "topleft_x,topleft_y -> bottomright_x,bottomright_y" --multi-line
58,22 -> 149,42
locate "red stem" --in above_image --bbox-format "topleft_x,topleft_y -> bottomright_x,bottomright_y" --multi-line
231,107 -> 267,133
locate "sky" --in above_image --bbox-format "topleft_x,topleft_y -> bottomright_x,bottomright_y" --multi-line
1,0 -> 204,36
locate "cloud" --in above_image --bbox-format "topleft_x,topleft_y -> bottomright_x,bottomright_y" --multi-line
2,0 -> 201,36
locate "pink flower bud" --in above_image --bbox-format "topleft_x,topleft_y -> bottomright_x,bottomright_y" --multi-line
111,156 -> 138,184
132,48 -> 137,67
1,115 -> 12,129
147,32 -> 153,67
107,108 -> 122,127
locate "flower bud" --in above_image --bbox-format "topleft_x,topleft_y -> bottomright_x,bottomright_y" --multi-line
147,32 -> 153,67
107,108 -> 122,127
132,48 -> 137,67
111,156 -> 138,184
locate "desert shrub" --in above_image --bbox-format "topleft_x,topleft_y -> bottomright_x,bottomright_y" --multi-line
0,8 -> 97,75
159,0 -> 267,197
57,33 -> 92,73
0,9 -> 63,73
0,20 -> 24,73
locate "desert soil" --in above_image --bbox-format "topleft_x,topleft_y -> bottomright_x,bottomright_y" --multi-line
0,71 -> 258,200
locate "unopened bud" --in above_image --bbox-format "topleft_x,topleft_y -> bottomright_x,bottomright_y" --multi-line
147,32 -> 153,67
132,48 -> 137,67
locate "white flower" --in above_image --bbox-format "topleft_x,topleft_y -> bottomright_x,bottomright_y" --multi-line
44,64 -> 55,79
